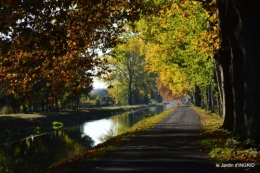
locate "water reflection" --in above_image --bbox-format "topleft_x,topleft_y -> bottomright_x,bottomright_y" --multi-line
0,102 -> 176,173
82,101 -> 177,145
0,127 -> 94,173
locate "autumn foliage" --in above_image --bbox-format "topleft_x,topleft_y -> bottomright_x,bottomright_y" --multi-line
0,0 -> 142,103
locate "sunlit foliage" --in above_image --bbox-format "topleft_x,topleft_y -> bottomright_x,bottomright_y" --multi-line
102,37 -> 158,105
136,0 -> 217,99
0,0 -> 142,103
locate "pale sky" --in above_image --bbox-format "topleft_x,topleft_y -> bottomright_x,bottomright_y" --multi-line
92,79 -> 107,89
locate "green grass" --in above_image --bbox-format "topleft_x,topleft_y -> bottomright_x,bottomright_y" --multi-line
34,126 -> 43,134
52,121 -> 63,129
45,107 -> 175,173
192,106 -> 260,173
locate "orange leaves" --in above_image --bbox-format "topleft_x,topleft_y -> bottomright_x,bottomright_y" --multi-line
182,13 -> 189,19
107,84 -> 113,89
0,0 -> 145,103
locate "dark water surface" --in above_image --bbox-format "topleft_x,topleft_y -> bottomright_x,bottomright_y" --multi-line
0,102 -> 177,173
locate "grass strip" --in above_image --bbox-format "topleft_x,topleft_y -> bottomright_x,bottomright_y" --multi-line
45,107 -> 176,173
192,106 -> 260,173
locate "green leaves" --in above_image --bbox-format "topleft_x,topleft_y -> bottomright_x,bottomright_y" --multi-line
102,38 -> 158,105
136,0 -> 215,98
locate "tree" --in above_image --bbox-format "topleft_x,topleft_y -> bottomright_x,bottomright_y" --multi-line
2,0 -> 260,144
212,0 -> 260,143
136,0 -> 216,106
103,37 -> 158,105
0,0 -> 142,105
137,0 -> 260,144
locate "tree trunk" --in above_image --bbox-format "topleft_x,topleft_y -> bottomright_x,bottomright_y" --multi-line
207,85 -> 213,111
128,79 -> 133,105
194,85 -> 201,107
223,1 -> 245,137
41,101 -> 44,112
214,58 -> 223,115
232,0 -> 260,143
23,104 -> 27,114
55,97 -> 58,111
216,0 -> 234,131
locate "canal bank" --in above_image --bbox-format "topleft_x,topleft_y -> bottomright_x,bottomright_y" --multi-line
46,106 -> 177,173
0,102 -> 177,173
0,104 -> 156,144
47,106 -> 216,173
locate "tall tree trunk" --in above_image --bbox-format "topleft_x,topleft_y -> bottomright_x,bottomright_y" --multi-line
216,0 -> 234,131
41,101 -> 45,112
224,1 -> 245,137
194,85 -> 201,107
60,99 -> 63,110
232,0 -> 260,143
55,97 -> 58,111
214,59 -> 223,115
207,85 -> 213,111
23,104 -> 27,114
128,79 -> 133,105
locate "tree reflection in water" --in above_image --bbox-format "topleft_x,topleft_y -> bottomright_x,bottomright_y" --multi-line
0,101 -> 177,173
0,126 -> 94,173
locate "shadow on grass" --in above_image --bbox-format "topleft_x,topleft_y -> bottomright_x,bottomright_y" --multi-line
192,106 -> 260,173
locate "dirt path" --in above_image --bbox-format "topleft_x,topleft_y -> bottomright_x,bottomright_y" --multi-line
78,106 -> 218,173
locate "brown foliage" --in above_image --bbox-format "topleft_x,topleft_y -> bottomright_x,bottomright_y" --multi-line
157,78 -> 180,102
0,0 -> 142,99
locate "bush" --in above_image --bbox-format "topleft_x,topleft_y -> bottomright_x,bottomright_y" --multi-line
95,99 -> 101,106
2,105 -> 15,114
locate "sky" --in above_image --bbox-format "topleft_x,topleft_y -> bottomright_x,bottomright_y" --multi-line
92,79 -> 107,89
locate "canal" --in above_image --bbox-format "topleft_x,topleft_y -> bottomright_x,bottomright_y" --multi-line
0,101 -> 177,173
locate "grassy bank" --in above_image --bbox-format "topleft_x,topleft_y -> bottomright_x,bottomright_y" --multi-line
0,104 -> 156,144
45,107 -> 176,173
192,106 -> 260,173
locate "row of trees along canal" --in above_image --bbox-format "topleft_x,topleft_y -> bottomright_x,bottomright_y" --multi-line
0,1 -> 260,145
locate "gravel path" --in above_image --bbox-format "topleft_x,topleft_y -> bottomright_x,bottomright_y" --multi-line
78,106 -> 218,173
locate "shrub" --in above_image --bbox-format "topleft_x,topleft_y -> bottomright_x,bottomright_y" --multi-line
2,105 -> 15,114
95,99 -> 101,106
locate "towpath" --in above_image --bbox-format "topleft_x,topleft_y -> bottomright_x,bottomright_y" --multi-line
78,106 -> 218,173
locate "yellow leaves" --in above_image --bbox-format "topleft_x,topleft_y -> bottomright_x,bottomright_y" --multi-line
151,28 -> 156,34
23,52 -> 29,57
159,9 -> 164,14
209,13 -> 217,22
6,89 -> 14,95
172,3 -> 179,11
139,34 -> 145,39
160,21 -> 168,28
211,33 -> 218,39
166,8 -> 173,16
211,25 -> 218,32
50,19 -> 56,25
192,1 -> 198,5
16,40 -> 21,45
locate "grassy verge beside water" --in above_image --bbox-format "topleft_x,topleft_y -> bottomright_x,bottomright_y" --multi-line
192,106 -> 260,173
0,104 -> 158,143
45,107 -> 176,173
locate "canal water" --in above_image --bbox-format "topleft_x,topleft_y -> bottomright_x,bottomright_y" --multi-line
0,101 -> 177,173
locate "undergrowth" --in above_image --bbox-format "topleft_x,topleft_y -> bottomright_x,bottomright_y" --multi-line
192,106 -> 260,173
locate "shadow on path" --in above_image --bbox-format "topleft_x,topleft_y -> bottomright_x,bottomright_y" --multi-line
78,106 -> 218,173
